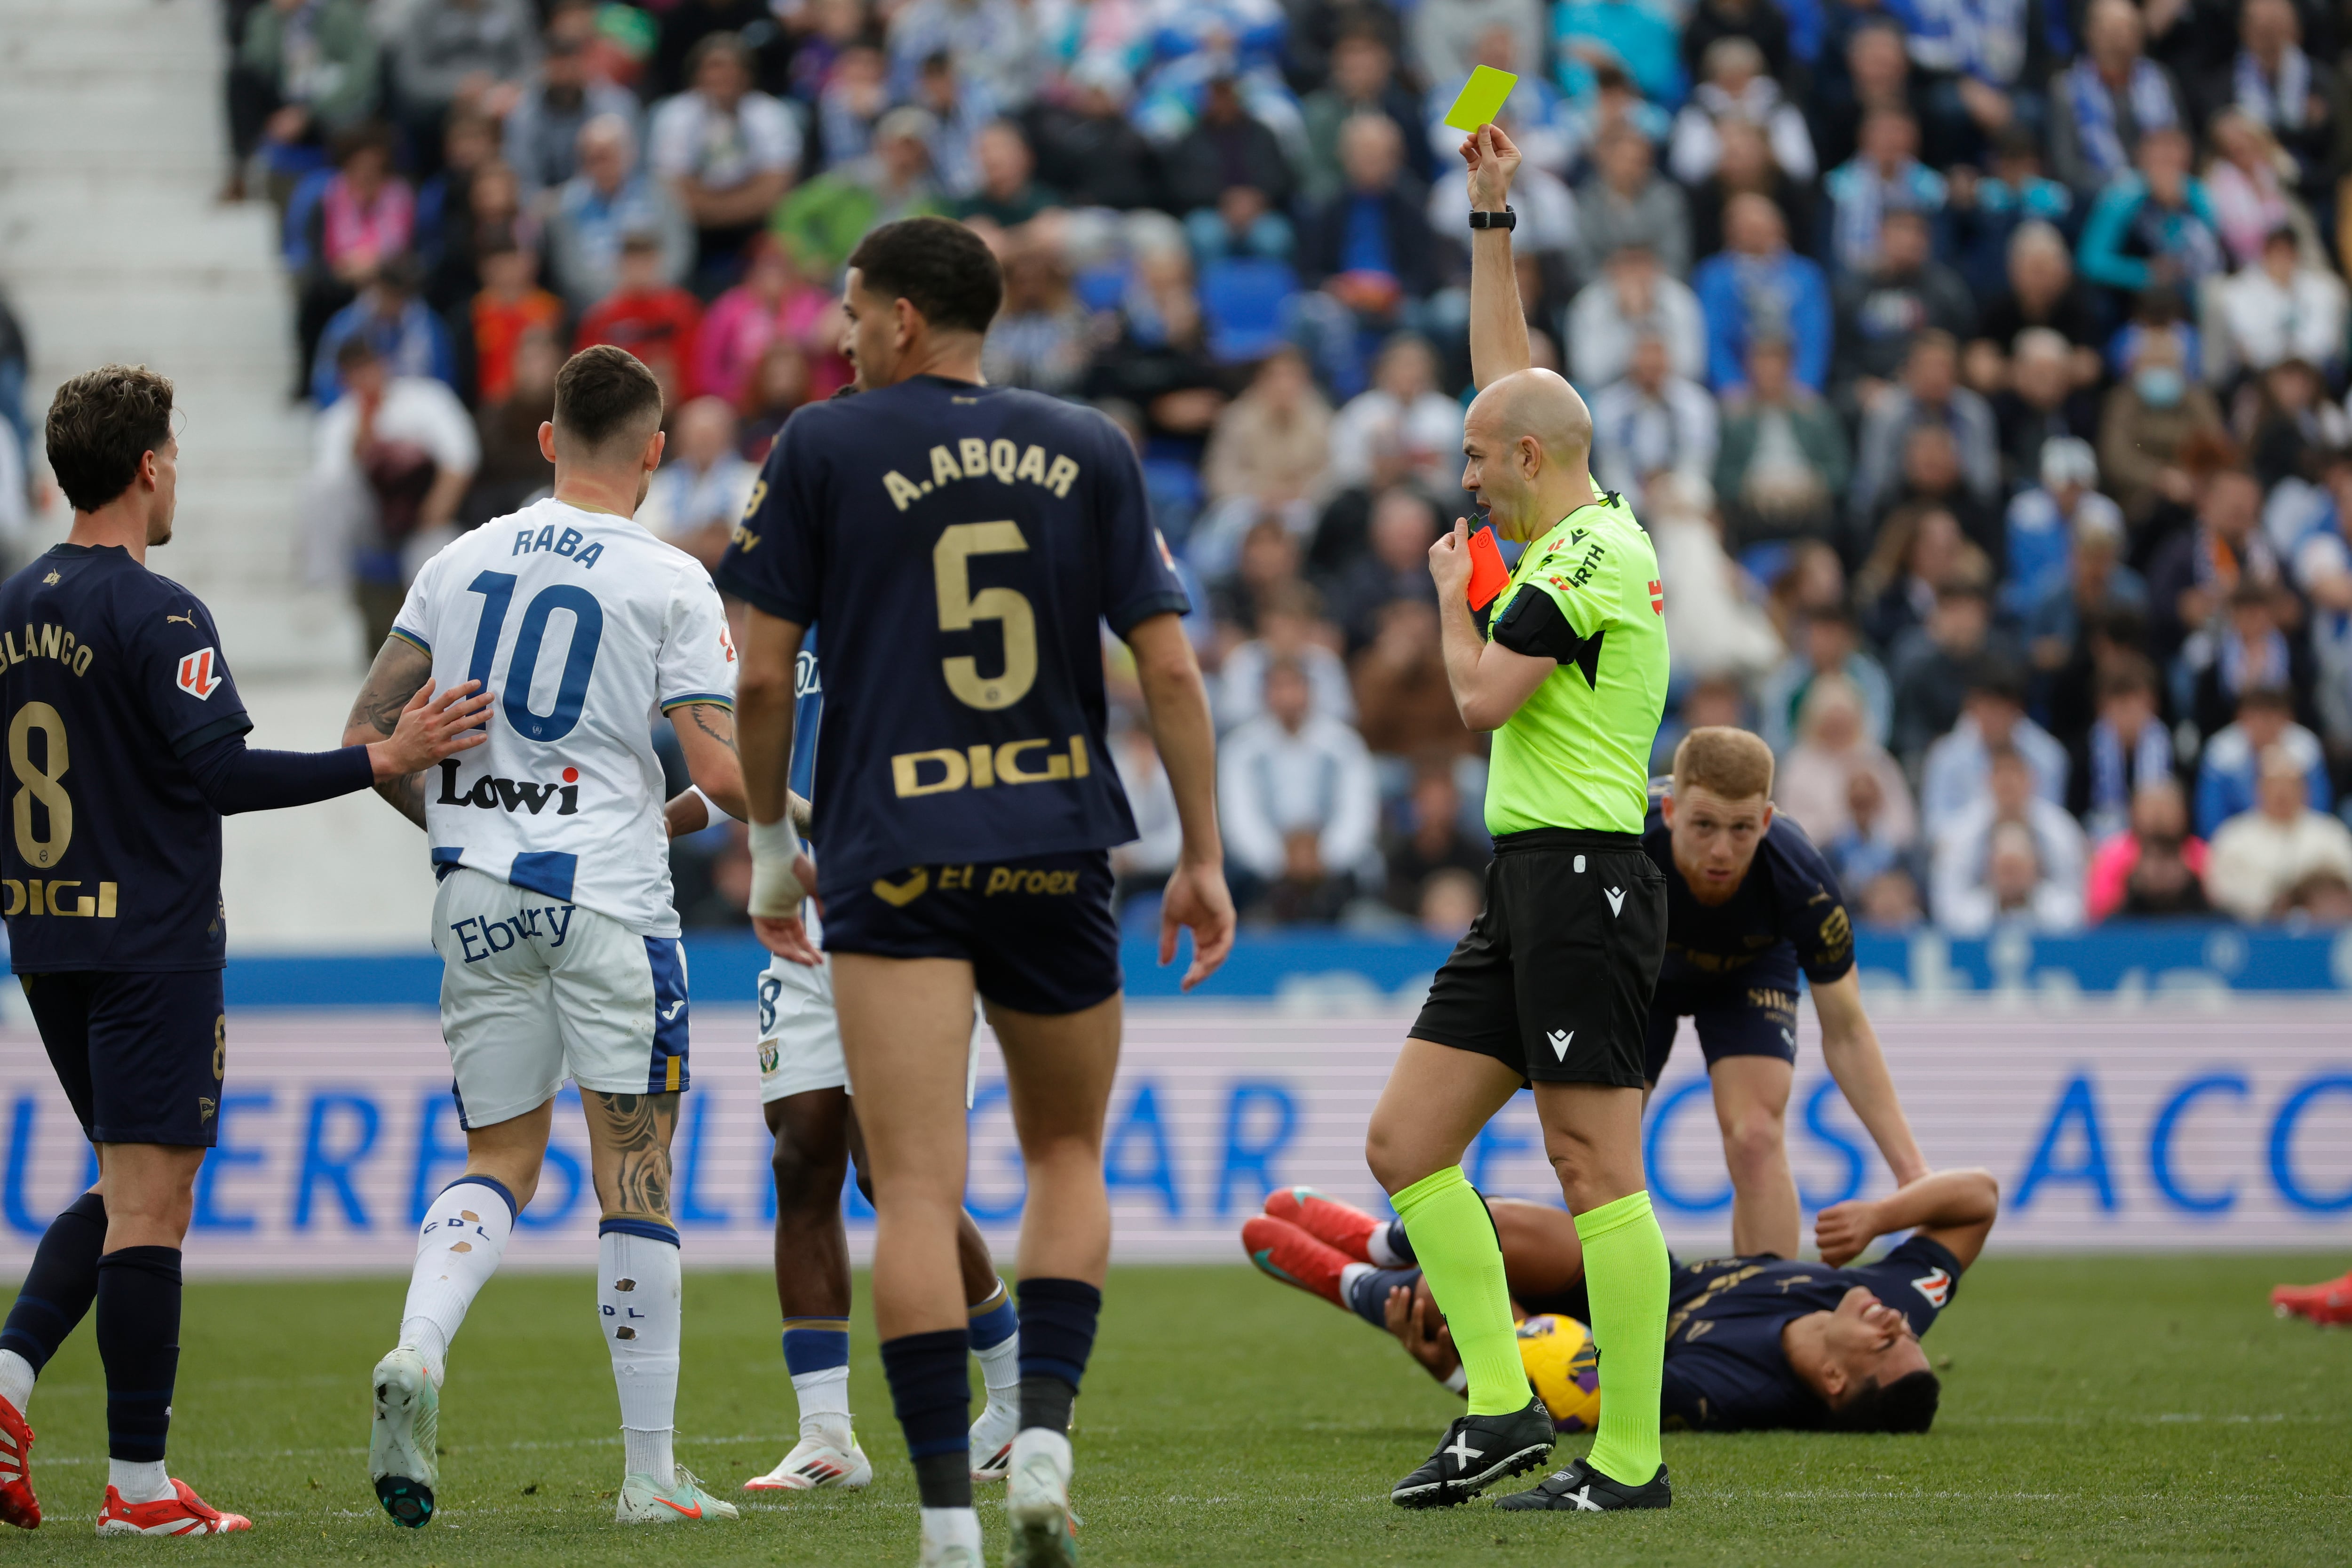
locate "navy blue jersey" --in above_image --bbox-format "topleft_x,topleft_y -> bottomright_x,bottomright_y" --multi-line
1658,1235 -> 1963,1431
1642,811 -> 1856,998
715,375 -> 1189,891
0,545 -> 254,971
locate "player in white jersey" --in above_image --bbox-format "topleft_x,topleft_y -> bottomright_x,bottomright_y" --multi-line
340,347 -> 752,1530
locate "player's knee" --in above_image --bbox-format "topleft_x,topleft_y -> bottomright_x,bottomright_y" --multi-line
1364,1119 -> 1429,1196
770,1134 -> 848,1216
1719,1109 -> 1788,1176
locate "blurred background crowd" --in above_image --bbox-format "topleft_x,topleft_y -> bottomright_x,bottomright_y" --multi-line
12,0 -> 2352,941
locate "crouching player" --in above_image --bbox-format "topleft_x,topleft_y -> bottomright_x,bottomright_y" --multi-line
1646,728 -> 1929,1257
1246,1167 -> 1998,1432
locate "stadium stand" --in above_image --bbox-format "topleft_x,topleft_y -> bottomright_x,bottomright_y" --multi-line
8,0 -> 2352,946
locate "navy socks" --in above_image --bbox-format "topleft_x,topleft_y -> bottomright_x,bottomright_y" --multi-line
95,1247 -> 181,1464
0,1192 -> 107,1376
1016,1278 -> 1100,1435
879,1329 -> 970,1508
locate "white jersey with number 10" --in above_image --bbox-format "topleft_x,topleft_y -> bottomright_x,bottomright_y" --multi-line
391,496 -> 738,936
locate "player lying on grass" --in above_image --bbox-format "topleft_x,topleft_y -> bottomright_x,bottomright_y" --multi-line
1244,1168 -> 1998,1432
2273,1266 -> 2352,1324
667,771 -> 1025,1492
1644,726 -> 1929,1258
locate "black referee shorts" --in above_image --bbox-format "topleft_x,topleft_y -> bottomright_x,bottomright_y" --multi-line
1410,829 -> 1667,1089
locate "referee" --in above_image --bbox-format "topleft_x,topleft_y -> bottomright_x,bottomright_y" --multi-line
1365,125 -> 1676,1514
720,218 -> 1232,1568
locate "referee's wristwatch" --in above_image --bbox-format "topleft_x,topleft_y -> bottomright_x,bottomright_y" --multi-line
1468,206 -> 1516,231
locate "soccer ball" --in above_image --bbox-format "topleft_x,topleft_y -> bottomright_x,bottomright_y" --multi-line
1515,1314 -> 1600,1433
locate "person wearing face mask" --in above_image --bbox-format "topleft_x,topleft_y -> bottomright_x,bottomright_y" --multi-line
1240,1164 -> 1996,1434
2096,330 -> 2226,530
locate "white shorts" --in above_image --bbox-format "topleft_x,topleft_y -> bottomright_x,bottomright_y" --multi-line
755,952 -> 981,1108
433,867 -> 691,1129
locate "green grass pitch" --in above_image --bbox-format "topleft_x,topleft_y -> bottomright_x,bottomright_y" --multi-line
0,1255 -> 2346,1565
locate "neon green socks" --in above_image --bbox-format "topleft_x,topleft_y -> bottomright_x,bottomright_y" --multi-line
1391,1167 -> 1531,1417
1574,1189 -> 1669,1486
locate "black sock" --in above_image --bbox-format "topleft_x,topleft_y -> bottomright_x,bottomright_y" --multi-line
1017,1278 -> 1100,1434
1384,1218 -> 1417,1266
0,1192 -> 106,1377
95,1247 -> 181,1465
878,1329 -> 969,1509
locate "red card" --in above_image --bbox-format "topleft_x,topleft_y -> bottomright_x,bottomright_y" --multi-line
1466,525 -> 1510,611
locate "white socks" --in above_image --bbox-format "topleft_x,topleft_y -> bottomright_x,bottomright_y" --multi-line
974,1332 -> 1020,1412
398,1178 -> 516,1386
0,1349 -> 34,1414
600,1226 -> 682,1487
791,1367 -> 852,1446
921,1504 -> 983,1554
108,1459 -> 171,1504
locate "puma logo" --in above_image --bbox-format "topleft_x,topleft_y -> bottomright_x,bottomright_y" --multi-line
871,869 -> 930,907
1604,886 -> 1626,917
166,613 -> 197,628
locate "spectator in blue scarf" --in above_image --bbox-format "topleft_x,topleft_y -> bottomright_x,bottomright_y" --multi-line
2051,0 -> 2186,195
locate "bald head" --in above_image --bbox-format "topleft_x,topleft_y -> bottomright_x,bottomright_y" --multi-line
1461,369 -> 1597,538
1470,368 -> 1592,462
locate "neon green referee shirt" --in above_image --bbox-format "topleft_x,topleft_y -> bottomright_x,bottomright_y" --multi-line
1480,492 -> 1669,836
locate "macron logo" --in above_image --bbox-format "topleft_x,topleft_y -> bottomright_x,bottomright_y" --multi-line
1604,886 -> 1626,917
1548,1029 -> 1574,1060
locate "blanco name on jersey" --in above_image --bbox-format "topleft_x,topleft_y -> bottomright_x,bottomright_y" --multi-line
392,497 -> 738,936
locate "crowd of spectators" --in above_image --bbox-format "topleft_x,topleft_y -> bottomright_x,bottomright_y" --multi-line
217,0 -> 2352,937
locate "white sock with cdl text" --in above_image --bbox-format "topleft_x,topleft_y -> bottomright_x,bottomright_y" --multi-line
600,1222 -> 683,1487
398,1176 -> 519,1387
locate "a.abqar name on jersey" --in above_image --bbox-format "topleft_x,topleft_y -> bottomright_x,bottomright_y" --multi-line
436,760 -> 582,816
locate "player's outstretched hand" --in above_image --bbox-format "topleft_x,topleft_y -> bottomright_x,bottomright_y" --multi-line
371,679 -> 494,780
1384,1283 -> 1459,1380
1159,858 -> 1236,992
1428,517 -> 1474,601
1813,1196 -> 1882,1268
752,850 -> 824,967
1458,122 -> 1522,212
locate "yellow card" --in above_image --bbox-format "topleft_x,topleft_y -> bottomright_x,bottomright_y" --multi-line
1442,65 -> 1518,132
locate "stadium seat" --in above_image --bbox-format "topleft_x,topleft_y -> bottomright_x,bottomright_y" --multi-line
1200,258 -> 1298,365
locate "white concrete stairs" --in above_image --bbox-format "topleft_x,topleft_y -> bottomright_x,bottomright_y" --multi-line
0,0 -> 438,950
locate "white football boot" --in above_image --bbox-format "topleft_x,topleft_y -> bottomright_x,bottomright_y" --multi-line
744,1421 -> 874,1492
368,1347 -> 439,1528
969,1396 -> 1021,1480
615,1466 -> 739,1522
1002,1428 -> 1078,1568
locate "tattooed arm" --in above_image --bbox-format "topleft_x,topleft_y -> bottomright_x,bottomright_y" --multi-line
669,700 -> 749,822
342,636 -> 477,830
582,1090 -> 679,1224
